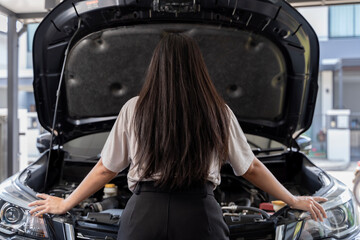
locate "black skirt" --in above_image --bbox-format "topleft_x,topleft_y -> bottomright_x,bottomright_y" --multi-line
117,181 -> 230,240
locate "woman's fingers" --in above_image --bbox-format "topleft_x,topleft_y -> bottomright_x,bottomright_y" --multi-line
36,193 -> 49,200
313,196 -> 328,203
311,196 -> 328,221
28,193 -> 48,213
28,200 -> 46,207
313,200 -> 327,219
292,196 -> 327,222
310,201 -> 323,222
28,194 -> 68,215
307,202 -> 318,221
29,205 -> 46,215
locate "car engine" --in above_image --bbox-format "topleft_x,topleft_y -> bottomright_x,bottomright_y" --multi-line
45,169 -> 302,240
22,151 -> 319,240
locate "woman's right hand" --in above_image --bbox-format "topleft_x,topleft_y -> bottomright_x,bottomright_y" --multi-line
28,193 -> 70,217
290,196 -> 327,222
242,158 -> 328,222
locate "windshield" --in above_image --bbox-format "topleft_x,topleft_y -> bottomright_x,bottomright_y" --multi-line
62,132 -> 109,160
245,134 -> 286,156
62,132 -> 285,160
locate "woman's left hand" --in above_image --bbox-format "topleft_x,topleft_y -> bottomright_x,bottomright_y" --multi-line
28,158 -> 117,217
290,196 -> 328,222
28,193 -> 70,217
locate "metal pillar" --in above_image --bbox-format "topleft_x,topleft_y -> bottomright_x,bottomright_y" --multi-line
338,60 -> 343,109
7,15 -> 19,176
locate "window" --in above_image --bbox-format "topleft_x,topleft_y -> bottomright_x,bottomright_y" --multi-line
0,13 -> 7,70
27,23 -> 39,52
329,4 -> 360,38
0,12 -> 7,181
26,23 -> 39,69
356,5 -> 360,36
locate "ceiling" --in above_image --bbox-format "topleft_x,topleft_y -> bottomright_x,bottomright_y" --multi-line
0,0 -> 59,23
0,0 -> 360,20
0,0 -> 47,14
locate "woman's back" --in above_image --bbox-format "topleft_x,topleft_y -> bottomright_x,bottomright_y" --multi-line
134,33 -> 230,189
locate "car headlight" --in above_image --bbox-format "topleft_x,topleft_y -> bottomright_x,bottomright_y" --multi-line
299,185 -> 360,239
0,200 -> 49,238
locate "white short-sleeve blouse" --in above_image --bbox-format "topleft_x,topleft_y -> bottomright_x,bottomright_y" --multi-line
101,96 -> 255,191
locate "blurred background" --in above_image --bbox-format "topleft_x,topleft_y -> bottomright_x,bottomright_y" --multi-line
0,0 -> 359,187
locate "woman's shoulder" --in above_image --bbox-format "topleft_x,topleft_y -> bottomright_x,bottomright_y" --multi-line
114,97 -> 139,130
126,96 -> 139,107
224,104 -> 235,119
121,96 -> 139,112
115,96 -> 139,121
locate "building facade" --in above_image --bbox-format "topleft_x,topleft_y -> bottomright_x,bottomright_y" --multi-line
298,4 -> 360,161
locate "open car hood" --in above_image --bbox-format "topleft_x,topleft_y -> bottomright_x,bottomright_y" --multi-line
33,0 -> 319,147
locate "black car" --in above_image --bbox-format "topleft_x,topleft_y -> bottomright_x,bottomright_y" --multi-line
0,0 -> 359,239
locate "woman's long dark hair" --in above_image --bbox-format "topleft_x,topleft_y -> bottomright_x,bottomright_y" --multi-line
134,33 -> 230,188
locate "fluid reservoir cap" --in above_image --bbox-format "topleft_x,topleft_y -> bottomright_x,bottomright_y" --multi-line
103,184 -> 118,198
271,200 -> 286,212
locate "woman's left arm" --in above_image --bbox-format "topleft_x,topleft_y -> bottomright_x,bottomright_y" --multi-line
28,158 -> 117,216
242,157 -> 327,222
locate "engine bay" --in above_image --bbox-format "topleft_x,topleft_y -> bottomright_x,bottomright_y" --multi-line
22,149 -> 324,239
47,174 -> 285,239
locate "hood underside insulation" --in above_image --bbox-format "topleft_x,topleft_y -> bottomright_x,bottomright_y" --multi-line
65,24 -> 286,121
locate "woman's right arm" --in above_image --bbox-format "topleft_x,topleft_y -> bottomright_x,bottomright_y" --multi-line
242,157 -> 327,221
28,158 -> 117,216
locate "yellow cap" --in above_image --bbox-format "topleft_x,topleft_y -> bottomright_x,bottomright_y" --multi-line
105,183 -> 116,188
271,200 -> 287,212
271,200 -> 286,206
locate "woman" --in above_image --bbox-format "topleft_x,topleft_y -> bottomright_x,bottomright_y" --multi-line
29,33 -> 327,240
